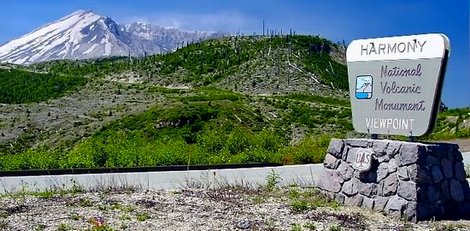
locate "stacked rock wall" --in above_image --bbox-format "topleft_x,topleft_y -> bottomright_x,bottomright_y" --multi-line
317,138 -> 470,221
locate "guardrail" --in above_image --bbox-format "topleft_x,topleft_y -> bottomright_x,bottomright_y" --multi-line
0,163 -> 282,177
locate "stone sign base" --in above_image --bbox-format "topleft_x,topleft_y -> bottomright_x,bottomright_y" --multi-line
317,139 -> 470,221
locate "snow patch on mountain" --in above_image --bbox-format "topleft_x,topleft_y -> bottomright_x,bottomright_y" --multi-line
0,10 -> 224,64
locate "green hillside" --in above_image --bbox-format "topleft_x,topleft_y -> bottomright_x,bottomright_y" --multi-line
0,68 -> 87,104
0,35 -> 468,171
0,87 -> 351,170
31,35 -> 348,94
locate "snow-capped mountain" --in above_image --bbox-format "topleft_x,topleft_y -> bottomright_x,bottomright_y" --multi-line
0,10 -> 223,64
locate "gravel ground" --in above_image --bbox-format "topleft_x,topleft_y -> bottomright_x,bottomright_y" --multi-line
1,187 -> 470,231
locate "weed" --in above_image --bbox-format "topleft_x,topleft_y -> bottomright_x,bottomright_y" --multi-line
251,195 -> 267,204
79,198 -> 93,207
56,223 -> 71,231
291,200 -> 310,212
119,214 -> 131,220
34,224 -> 47,231
264,220 -> 277,231
70,213 -> 81,221
0,220 -> 8,230
289,188 -> 340,212
304,223 -> 317,230
266,169 -> 281,191
288,188 -> 300,200
291,224 -> 303,231
70,179 -> 85,194
111,203 -> 135,213
34,189 -> 57,199
136,211 -> 150,221
329,225 -> 341,231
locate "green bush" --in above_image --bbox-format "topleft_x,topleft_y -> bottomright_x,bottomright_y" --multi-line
280,134 -> 331,164
0,69 -> 87,104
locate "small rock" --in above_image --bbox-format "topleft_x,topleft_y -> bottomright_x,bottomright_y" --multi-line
373,140 -> 389,157
441,158 -> 453,178
397,181 -> 416,201
236,220 -> 252,229
380,173 -> 398,196
425,155 -> 439,166
323,154 -> 340,169
362,197 -> 374,209
342,178 -> 359,196
441,180 -> 451,200
344,195 -> 363,207
377,164 -> 390,182
346,148 -> 361,164
427,185 -> 441,202
388,158 -> 398,173
384,195 -> 407,217
405,202 -> 417,222
417,186 -> 428,202
431,165 -> 444,183
335,193 -> 346,204
317,169 -> 342,193
327,139 -> 344,158
398,166 -> 409,181
345,139 -> 369,148
358,182 -> 377,197
385,141 -> 402,158
341,146 -> 349,161
427,144 -> 447,158
373,196 -> 389,211
452,148 -> 464,161
454,161 -> 467,181
337,161 -> 353,181
377,154 -> 390,163
458,202 -> 470,215
407,165 -> 418,181
416,166 -> 433,184
398,143 -> 422,166
416,204 -> 434,221
450,179 -> 465,202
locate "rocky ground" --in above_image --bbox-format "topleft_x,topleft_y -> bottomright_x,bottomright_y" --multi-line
0,79 -> 160,153
1,186 -> 470,231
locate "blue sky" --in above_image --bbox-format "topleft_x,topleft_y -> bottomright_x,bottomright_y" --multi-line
0,0 -> 468,107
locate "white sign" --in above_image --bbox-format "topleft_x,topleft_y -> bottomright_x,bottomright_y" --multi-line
352,148 -> 373,172
346,34 -> 450,136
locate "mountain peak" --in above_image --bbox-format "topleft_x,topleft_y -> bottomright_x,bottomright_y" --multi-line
69,9 -> 100,17
62,9 -> 104,23
0,10 -> 223,65
74,9 -> 93,14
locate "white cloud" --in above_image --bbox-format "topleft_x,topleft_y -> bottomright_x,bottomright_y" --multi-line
125,11 -> 253,33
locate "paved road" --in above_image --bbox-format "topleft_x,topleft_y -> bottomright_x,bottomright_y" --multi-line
1,152 -> 469,194
463,151 -> 470,166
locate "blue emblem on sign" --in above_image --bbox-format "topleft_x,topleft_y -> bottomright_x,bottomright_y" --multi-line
355,75 -> 373,99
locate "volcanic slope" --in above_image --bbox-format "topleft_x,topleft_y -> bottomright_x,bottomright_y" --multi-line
0,35 -> 468,171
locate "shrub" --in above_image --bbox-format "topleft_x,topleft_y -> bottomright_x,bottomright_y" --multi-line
280,134 -> 331,164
